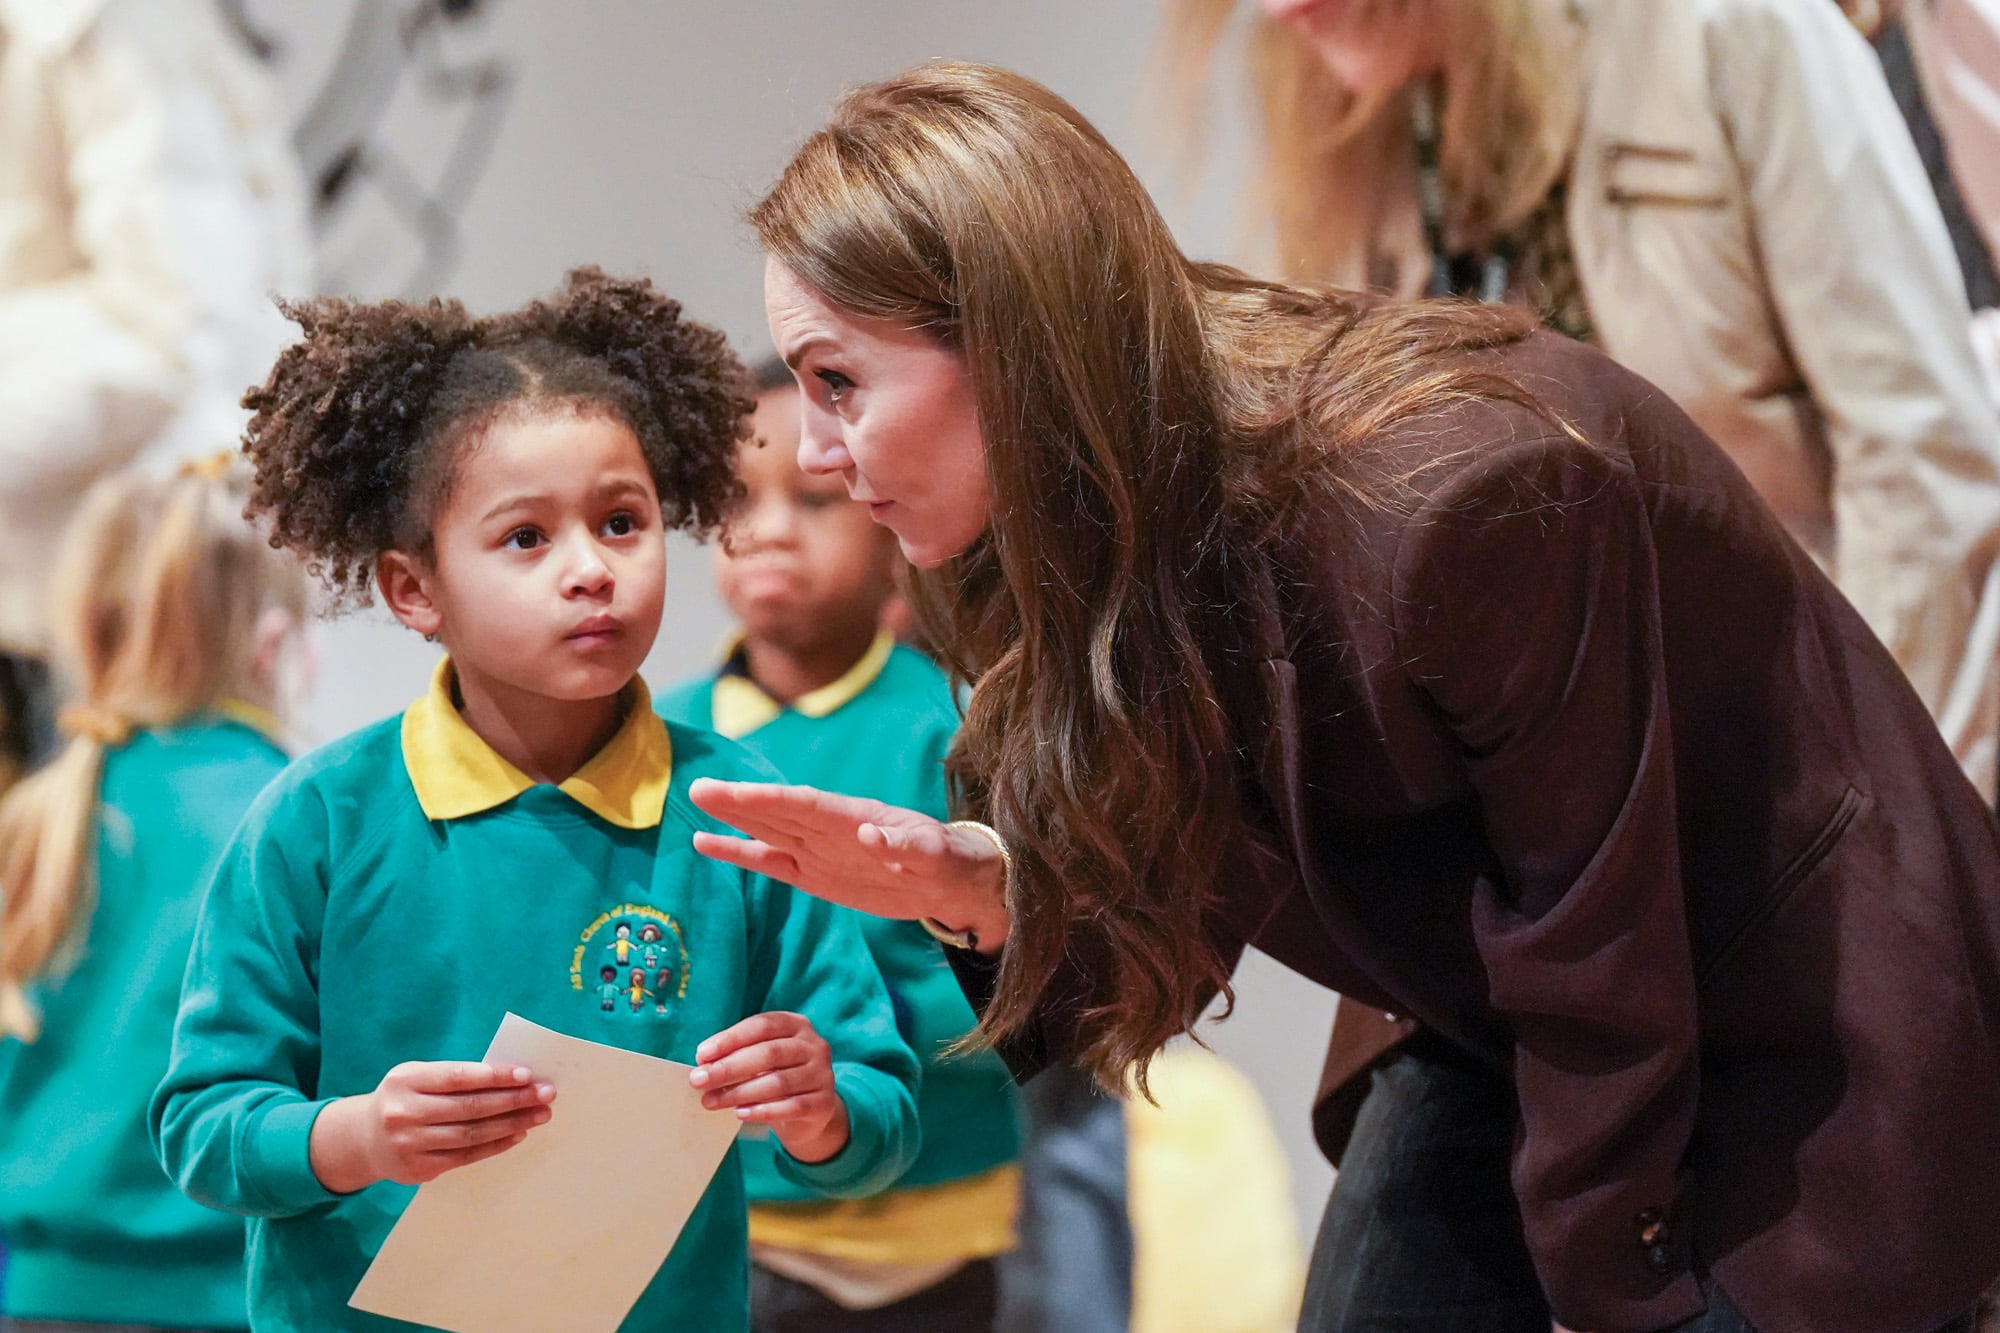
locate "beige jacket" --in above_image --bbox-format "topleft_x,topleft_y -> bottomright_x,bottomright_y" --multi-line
0,0 -> 310,657
1567,0 -> 2000,796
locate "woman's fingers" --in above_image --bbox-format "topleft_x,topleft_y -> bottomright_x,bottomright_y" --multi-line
690,831 -> 801,880
857,819 -> 959,871
690,779 -> 896,844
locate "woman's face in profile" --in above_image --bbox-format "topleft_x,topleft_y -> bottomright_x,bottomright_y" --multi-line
762,258 -> 992,570
1260,0 -> 1442,98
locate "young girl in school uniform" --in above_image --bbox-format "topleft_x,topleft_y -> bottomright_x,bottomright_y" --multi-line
0,457 -> 309,1333
148,269 -> 922,1332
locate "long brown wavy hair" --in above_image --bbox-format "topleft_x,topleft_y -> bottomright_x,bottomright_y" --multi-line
752,61 -> 1541,1090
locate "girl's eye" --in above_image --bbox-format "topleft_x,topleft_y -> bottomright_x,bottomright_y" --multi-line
815,369 -> 853,403
797,491 -> 841,512
603,511 -> 637,537
504,527 -> 543,551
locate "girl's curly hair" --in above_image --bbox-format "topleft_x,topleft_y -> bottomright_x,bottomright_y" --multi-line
241,266 -> 751,602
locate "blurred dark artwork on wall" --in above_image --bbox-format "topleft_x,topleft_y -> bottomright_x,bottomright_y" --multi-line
231,0 -> 513,297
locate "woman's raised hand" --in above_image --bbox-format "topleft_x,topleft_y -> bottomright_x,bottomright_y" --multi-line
687,779 -> 1010,949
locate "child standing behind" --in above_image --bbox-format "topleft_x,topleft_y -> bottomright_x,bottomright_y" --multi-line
149,271 -> 921,1332
658,359 -> 1021,1332
0,458 -> 308,1333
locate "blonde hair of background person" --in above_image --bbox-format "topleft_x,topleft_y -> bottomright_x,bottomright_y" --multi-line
1159,0 -> 2000,800
1158,0 -> 1578,290
0,459 -> 307,1040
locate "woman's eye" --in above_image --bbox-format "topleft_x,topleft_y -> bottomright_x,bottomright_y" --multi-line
603,511 -> 637,537
815,369 -> 853,403
504,527 -> 543,551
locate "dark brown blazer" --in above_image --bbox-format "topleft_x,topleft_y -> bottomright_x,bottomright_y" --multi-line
955,331 -> 2000,1333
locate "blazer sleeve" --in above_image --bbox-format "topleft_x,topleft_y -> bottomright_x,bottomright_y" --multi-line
1706,0 -> 2000,791
1391,436 -> 1705,1333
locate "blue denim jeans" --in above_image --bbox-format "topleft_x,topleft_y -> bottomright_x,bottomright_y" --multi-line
996,1064 -> 1133,1333
1296,1033 -> 1975,1333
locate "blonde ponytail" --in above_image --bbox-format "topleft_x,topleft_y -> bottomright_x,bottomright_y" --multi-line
0,741 -> 108,1040
0,457 -> 305,1040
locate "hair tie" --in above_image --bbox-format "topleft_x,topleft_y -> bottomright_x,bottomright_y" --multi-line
57,705 -> 133,746
178,450 -> 237,481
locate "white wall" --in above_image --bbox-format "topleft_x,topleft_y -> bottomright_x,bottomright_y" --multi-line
261,0 -> 1337,1245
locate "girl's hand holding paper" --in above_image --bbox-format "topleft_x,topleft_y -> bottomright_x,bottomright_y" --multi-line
691,1011 -> 849,1164
308,1060 -> 557,1193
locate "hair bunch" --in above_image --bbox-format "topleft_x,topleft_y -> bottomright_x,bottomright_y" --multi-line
242,267 -> 751,601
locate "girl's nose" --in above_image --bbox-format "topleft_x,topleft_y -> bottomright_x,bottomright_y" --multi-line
565,543 -> 615,597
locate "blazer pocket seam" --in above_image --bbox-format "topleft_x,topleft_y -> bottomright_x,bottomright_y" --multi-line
1695,785 -> 1864,991
1600,140 -> 1729,209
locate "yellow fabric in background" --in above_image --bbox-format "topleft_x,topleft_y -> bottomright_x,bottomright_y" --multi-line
1127,1047 -> 1306,1333
747,1163 -> 1021,1266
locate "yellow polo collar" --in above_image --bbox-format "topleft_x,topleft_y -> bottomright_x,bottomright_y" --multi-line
401,658 -> 671,828
710,631 -> 896,741
216,699 -> 286,744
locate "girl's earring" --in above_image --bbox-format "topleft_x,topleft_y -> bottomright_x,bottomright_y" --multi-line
423,631 -> 439,644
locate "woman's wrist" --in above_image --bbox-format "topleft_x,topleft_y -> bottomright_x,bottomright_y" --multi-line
926,820 -> 1013,954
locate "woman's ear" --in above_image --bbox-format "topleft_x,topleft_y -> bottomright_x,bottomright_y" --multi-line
377,549 -> 444,639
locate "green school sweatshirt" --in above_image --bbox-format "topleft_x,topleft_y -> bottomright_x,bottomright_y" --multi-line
0,716 -> 284,1328
150,666 -> 920,1332
657,637 -> 1021,1203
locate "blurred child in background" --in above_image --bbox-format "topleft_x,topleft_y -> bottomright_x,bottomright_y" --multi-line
0,456 -> 308,1333
147,270 -> 920,1333
658,357 -> 1022,1332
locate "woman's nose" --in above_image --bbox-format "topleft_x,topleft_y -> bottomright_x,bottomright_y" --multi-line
796,416 -> 854,477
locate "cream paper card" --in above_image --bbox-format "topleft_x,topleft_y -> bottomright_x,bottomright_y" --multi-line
349,1012 -> 739,1333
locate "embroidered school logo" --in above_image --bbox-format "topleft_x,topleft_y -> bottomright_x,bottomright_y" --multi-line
570,903 -> 690,1018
